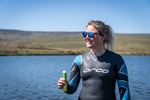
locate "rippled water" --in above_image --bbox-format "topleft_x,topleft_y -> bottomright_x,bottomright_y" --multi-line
0,55 -> 150,100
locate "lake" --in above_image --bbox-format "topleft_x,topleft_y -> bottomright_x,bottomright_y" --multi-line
0,55 -> 150,100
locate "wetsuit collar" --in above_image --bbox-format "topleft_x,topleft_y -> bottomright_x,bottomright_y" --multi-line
90,49 -> 106,56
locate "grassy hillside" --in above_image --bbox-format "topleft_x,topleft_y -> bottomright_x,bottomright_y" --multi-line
114,34 -> 150,55
0,29 -> 80,40
0,32 -> 150,55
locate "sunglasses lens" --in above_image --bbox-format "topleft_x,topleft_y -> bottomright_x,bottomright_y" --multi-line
88,32 -> 94,38
82,32 -> 87,38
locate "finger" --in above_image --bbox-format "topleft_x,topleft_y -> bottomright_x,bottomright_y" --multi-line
58,82 -> 65,89
58,85 -> 63,89
58,81 -> 65,85
59,78 -> 65,81
58,80 -> 65,84
58,78 -> 65,83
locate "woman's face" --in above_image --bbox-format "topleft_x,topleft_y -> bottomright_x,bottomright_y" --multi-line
84,25 -> 105,49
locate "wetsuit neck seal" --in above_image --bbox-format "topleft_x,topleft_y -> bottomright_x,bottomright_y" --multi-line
90,49 -> 106,56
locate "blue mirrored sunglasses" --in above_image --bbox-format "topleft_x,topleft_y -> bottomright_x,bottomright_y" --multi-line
82,32 -> 99,38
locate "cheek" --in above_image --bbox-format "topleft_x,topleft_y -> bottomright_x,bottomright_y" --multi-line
96,37 -> 105,43
94,37 -> 104,45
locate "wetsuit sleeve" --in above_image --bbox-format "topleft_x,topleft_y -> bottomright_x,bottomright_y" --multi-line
116,57 -> 131,100
65,55 -> 81,94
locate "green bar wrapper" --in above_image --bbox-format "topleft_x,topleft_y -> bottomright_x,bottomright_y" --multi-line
62,70 -> 67,91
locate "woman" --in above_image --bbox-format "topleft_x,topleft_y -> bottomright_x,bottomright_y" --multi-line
58,20 -> 130,100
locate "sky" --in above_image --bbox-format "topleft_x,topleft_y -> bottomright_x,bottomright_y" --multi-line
0,0 -> 150,33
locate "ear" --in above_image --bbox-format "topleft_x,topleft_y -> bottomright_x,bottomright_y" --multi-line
102,35 -> 105,41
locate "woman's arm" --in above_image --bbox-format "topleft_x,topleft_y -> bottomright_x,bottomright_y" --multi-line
66,55 -> 81,94
58,55 -> 81,94
117,62 -> 131,100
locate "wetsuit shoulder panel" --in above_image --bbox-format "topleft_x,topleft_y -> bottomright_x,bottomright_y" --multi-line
73,55 -> 82,67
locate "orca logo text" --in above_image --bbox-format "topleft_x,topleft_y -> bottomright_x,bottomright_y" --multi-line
83,68 -> 109,73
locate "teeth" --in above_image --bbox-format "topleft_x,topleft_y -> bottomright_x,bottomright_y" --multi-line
87,40 -> 91,42
85,39 -> 92,43
87,41 -> 92,44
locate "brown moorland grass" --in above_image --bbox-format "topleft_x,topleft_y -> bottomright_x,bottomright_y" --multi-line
0,34 -> 150,55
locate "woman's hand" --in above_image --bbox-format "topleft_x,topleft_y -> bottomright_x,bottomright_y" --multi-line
58,78 -> 66,89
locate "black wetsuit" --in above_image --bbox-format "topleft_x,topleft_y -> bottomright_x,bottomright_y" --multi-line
66,50 -> 130,100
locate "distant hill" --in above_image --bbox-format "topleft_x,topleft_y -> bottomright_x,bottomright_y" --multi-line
0,29 -> 81,41
0,29 -> 150,55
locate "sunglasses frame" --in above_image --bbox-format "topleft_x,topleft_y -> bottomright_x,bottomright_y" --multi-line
82,32 -> 99,38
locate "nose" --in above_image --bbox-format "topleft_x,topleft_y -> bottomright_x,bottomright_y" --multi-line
85,34 -> 90,39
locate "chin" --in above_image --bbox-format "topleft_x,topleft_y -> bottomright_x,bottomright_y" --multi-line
86,44 -> 93,48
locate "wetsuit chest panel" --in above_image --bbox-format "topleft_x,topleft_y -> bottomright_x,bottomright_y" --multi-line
78,51 -> 117,100
80,53 -> 115,81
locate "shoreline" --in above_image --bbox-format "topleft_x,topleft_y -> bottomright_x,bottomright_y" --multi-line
0,51 -> 150,56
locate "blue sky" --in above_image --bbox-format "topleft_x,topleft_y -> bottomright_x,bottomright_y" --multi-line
0,0 -> 150,33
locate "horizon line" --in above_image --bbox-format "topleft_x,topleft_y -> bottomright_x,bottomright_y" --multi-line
0,28 -> 150,34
